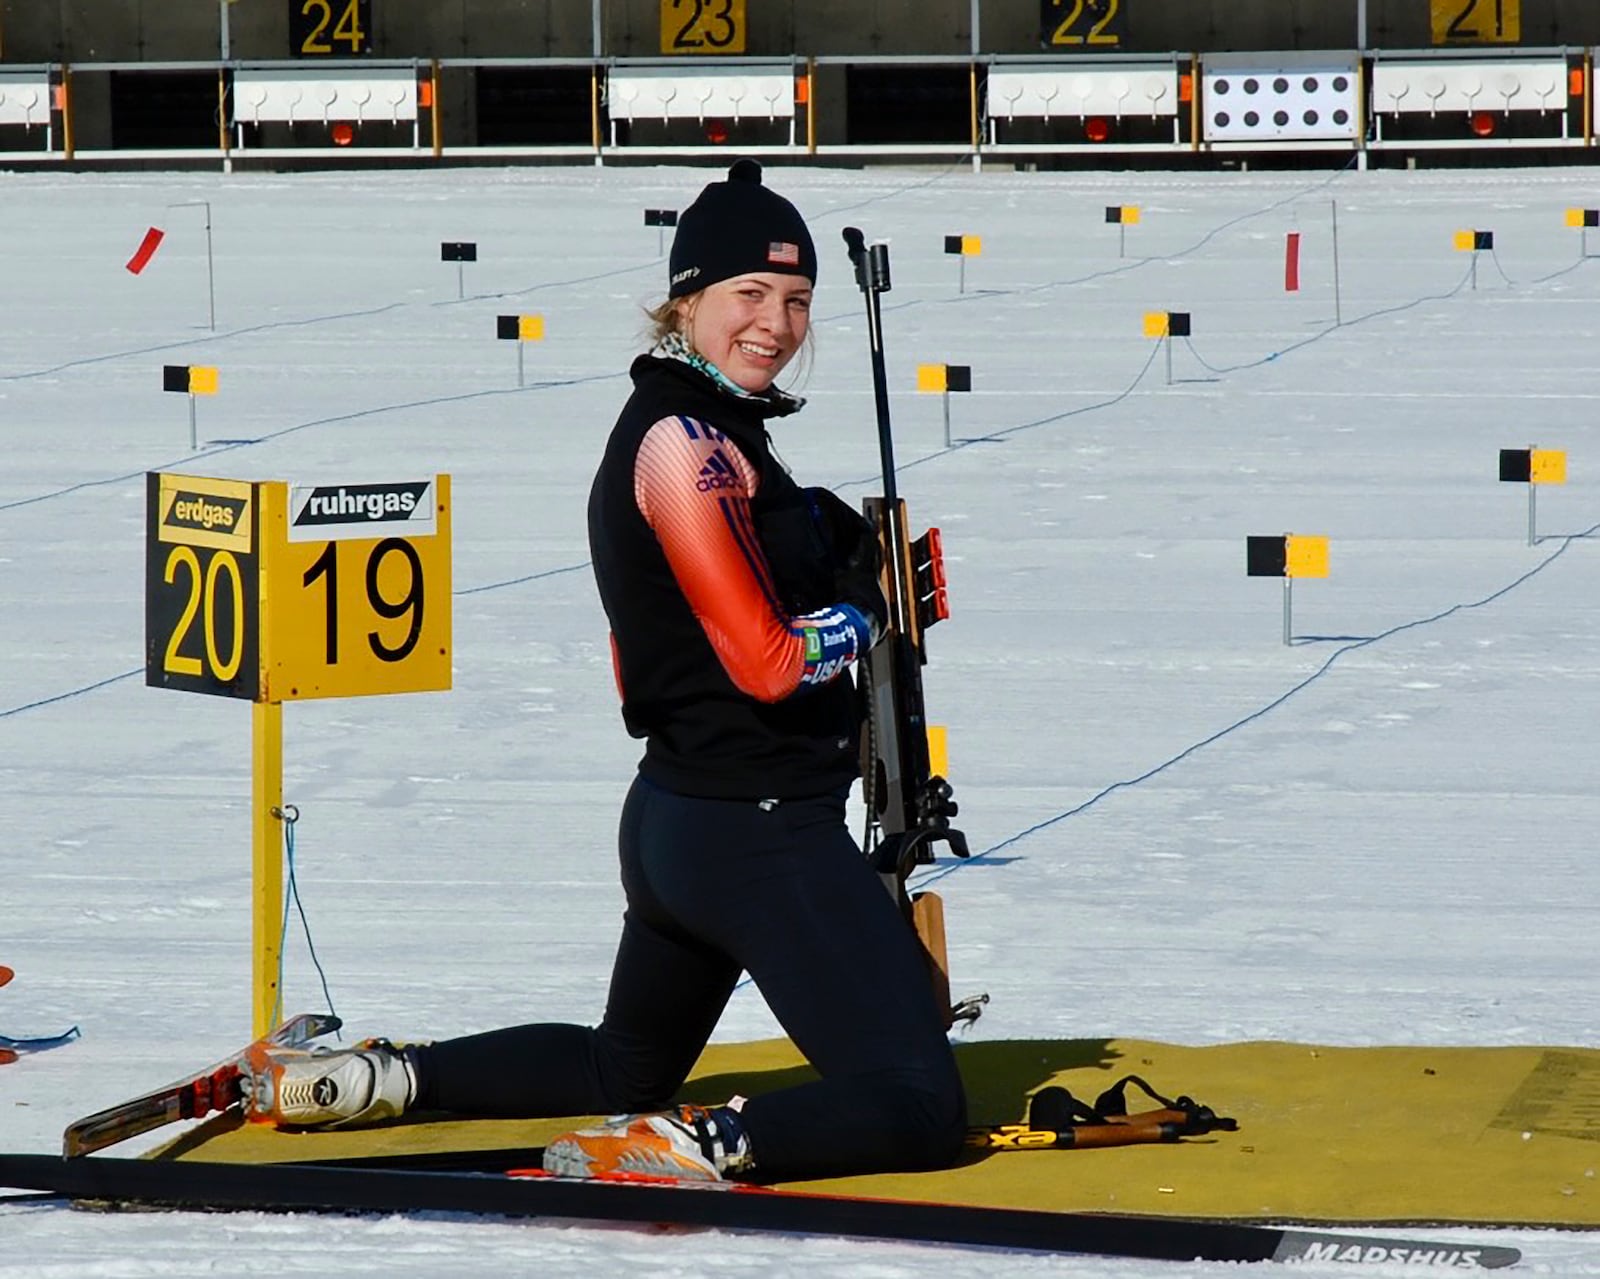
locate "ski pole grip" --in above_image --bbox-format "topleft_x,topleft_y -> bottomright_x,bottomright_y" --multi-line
1066,1120 -> 1180,1149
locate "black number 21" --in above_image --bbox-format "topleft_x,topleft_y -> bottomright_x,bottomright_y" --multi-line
1447,0 -> 1507,40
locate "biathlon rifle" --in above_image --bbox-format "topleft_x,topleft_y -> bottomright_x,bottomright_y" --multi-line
842,227 -> 981,1029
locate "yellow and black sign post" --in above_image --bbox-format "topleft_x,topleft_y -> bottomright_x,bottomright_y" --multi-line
1568,208 -> 1599,259
163,364 -> 219,451
496,314 -> 545,388
1105,204 -> 1140,258
1453,229 -> 1494,291
147,472 -> 452,1035
1499,447 -> 1566,545
916,363 -> 972,447
1143,310 -> 1191,385
1247,533 -> 1329,645
943,234 -> 981,294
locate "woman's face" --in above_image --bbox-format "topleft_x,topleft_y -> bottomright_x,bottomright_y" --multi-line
677,272 -> 812,393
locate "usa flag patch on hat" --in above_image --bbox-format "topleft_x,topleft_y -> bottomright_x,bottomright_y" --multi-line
767,241 -> 801,266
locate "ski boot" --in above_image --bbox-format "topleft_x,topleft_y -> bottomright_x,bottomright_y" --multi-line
243,1038 -> 416,1130
543,1103 -> 752,1182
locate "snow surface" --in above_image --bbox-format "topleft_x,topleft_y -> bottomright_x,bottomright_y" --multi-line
3,158 -> 1599,1275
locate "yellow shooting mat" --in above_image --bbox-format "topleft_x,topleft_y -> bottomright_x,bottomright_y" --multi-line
151,1037 -> 1600,1227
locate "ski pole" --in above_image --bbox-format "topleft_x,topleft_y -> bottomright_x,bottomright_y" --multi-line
967,1119 -> 1198,1150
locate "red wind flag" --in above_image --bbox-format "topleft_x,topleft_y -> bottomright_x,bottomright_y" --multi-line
126,226 -> 165,275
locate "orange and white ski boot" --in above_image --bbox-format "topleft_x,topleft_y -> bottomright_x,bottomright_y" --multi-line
242,1038 -> 416,1130
542,1104 -> 751,1182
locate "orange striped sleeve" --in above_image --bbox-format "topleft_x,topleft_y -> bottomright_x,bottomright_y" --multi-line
634,415 -> 807,702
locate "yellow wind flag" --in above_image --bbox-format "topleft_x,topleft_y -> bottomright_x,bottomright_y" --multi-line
1285,534 -> 1329,579
1530,450 -> 1567,485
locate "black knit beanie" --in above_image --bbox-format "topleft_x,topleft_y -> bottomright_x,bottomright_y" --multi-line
668,159 -> 817,299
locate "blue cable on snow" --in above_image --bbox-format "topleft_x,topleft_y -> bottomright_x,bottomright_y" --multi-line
908,518 -> 1600,890
269,807 -> 340,1035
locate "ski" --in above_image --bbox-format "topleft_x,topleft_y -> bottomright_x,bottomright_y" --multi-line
0,966 -> 81,1064
0,1153 -> 1520,1268
61,1013 -> 341,1158
0,967 -> 13,1063
0,1028 -> 81,1054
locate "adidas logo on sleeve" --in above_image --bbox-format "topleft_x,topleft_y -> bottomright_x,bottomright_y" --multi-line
696,448 -> 743,492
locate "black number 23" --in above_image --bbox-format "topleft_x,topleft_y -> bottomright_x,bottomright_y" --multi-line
667,0 -> 739,51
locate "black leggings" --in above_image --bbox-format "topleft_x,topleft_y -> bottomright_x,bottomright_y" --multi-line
412,775 -> 967,1179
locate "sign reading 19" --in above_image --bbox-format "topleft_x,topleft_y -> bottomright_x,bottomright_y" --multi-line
292,0 -> 371,55
1041,0 -> 1126,48
299,538 -> 424,664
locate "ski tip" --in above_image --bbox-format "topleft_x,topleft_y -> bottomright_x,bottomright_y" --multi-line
0,966 -> 14,988
0,1049 -> 17,1067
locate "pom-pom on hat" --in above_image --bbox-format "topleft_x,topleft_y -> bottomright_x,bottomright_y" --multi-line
668,159 -> 817,299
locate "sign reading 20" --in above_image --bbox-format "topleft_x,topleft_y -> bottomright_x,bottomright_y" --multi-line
146,474 -> 261,700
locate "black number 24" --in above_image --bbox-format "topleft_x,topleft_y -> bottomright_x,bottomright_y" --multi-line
298,0 -> 368,55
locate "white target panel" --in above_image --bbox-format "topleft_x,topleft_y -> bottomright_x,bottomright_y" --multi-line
233,69 -> 418,126
1370,58 -> 1565,116
606,67 -> 795,124
1202,52 -> 1360,143
985,63 -> 1179,122
0,74 -> 51,127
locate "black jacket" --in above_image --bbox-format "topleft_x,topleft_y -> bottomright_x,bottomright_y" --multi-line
587,355 -> 861,800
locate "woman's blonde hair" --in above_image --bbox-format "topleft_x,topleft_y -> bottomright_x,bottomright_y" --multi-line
641,288 -> 815,386
644,296 -> 682,347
